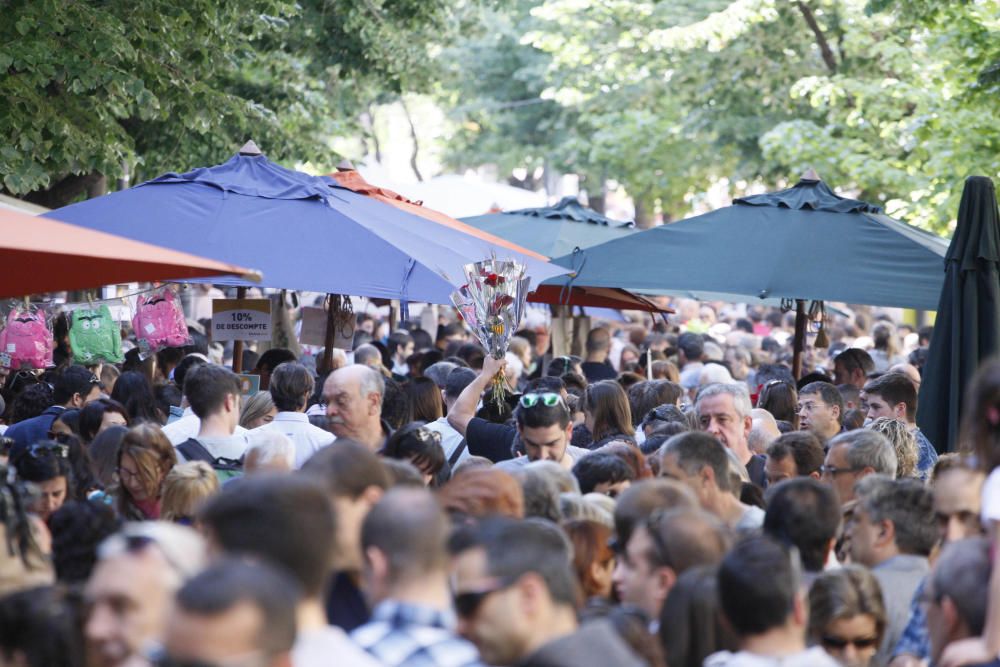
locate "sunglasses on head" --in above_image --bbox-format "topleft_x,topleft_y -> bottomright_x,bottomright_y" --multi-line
519,393 -> 563,409
25,441 -> 68,459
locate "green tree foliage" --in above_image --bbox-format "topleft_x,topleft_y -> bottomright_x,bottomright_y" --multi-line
0,0 -> 454,207
441,0 -> 1000,232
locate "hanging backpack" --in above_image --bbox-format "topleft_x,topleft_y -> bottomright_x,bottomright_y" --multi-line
176,438 -> 244,483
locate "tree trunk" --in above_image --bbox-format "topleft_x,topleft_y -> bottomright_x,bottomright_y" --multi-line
634,199 -> 654,229
399,97 -> 424,182
364,103 -> 382,164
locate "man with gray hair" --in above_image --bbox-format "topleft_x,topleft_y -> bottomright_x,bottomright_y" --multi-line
748,408 -> 780,456
924,538 -> 992,667
84,522 -> 206,667
323,364 -> 389,452
660,431 -> 764,530
848,476 -> 936,665
696,383 -> 766,487
821,429 -> 897,504
353,343 -> 385,372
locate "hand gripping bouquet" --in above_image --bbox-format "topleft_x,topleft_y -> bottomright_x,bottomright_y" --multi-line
450,258 -> 531,406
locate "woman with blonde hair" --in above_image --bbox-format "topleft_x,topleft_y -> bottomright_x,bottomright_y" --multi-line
866,417 -> 918,478
239,390 -> 276,429
160,461 -> 221,525
113,423 -> 176,520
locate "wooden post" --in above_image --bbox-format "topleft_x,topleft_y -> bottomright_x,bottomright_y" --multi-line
319,294 -> 337,375
232,286 -> 247,373
792,298 -> 807,380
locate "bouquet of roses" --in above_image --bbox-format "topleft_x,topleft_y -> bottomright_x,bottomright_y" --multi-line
450,258 -> 531,406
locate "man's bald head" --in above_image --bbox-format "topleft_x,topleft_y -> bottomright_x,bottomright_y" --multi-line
749,408 -> 781,455
353,344 -> 383,369
889,363 -> 921,390
324,365 -> 385,444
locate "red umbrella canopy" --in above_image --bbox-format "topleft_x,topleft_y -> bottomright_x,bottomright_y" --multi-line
0,207 -> 260,298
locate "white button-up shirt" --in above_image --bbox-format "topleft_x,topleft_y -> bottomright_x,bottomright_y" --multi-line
253,411 -> 335,469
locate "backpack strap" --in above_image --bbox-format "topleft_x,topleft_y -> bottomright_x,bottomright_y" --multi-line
177,438 -> 214,463
448,438 -> 467,468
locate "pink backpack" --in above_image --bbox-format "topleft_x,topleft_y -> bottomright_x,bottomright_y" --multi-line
0,307 -> 53,369
132,289 -> 189,350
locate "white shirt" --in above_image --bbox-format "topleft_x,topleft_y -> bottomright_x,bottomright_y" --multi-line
254,412 -> 334,469
982,468 -> 1000,524
425,417 -> 467,465
162,408 -> 249,446
293,626 -> 380,667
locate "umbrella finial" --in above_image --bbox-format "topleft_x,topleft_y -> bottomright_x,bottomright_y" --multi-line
336,159 -> 356,172
800,167 -> 821,182
239,140 -> 263,156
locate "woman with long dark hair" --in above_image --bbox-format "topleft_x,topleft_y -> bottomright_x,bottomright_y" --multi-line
109,371 -> 164,425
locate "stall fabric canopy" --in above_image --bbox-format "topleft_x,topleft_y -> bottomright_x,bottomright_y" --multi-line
327,170 -> 549,261
330,174 -> 665,313
461,196 -> 636,259
547,177 -> 950,311
918,176 -> 1000,451
0,207 -> 258,299
48,145 -> 568,305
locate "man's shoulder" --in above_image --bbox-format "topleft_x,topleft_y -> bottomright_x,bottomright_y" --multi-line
295,626 -> 381,667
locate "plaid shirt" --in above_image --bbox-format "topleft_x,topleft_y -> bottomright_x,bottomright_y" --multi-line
893,577 -> 930,660
351,600 -> 483,667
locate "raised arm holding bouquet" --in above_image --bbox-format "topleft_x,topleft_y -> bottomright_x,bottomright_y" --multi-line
450,258 -> 530,407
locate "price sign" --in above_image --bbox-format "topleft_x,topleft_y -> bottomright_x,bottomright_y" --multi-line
211,299 -> 271,341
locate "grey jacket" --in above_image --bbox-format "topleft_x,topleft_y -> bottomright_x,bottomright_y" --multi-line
517,620 -> 647,667
872,554 -> 929,667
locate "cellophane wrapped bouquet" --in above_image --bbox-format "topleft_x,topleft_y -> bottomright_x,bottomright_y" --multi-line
451,259 -> 531,406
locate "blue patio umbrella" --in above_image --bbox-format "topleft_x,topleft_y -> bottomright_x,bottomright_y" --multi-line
545,175 -> 950,376
461,196 -> 636,258
47,143 -> 568,305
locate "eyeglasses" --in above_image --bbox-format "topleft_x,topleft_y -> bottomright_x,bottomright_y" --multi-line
519,393 -> 564,409
820,635 -> 880,651
819,464 -> 858,477
453,577 -> 516,618
117,466 -> 141,484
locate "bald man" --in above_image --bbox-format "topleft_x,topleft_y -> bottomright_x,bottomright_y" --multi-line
324,365 -> 389,451
889,363 -> 922,392
748,408 -> 781,456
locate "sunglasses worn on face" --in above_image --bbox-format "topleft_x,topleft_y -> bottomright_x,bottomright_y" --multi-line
821,635 -> 879,650
453,578 -> 515,618
519,393 -> 563,409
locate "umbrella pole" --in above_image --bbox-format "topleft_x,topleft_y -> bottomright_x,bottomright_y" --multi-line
320,294 -> 336,375
792,299 -> 806,380
232,286 -> 247,373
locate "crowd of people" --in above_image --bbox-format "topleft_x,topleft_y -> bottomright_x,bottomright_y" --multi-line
1,297 -> 999,667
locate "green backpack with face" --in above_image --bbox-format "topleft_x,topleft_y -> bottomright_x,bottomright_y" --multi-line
69,305 -> 123,364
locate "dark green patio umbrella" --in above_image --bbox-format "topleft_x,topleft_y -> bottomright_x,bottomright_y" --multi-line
917,176 -> 1000,452
461,196 -> 635,258
546,174 -> 950,376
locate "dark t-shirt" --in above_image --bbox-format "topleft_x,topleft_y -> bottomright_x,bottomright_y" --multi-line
746,454 -> 767,488
465,417 -> 516,462
324,570 -> 369,632
581,361 -> 618,383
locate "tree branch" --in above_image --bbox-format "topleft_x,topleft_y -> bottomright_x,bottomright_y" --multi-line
796,1 -> 838,74
399,97 -> 424,182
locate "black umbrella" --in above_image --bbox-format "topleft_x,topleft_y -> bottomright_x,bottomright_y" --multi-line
917,176 -> 1000,452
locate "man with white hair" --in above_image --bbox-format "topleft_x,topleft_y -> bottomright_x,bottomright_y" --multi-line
699,363 -> 733,387
84,522 -> 206,667
696,383 -> 766,487
243,430 -> 296,474
748,408 -> 781,456
323,364 -> 390,452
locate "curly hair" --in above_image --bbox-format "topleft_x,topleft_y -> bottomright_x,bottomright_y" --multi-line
866,418 -> 918,478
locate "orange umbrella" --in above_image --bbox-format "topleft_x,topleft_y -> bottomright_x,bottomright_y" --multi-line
0,207 -> 260,298
328,170 -> 668,313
